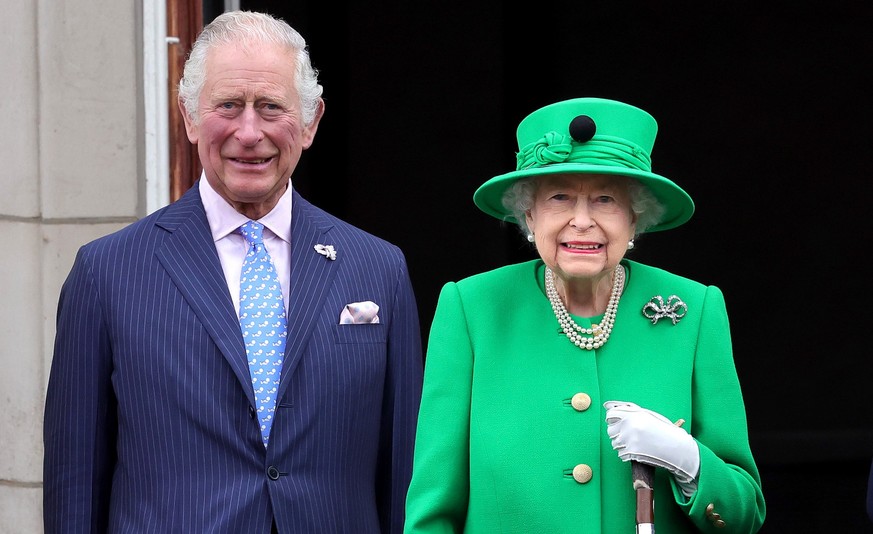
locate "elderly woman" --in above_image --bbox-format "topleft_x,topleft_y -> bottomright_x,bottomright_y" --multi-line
404,98 -> 766,533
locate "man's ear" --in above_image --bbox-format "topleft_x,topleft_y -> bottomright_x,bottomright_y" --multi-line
301,98 -> 325,150
178,98 -> 198,144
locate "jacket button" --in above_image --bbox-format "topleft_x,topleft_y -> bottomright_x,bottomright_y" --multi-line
267,466 -> 280,480
571,393 -> 592,411
249,406 -> 256,419
572,464 -> 593,484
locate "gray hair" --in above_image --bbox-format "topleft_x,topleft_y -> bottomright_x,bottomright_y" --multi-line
178,11 -> 323,125
502,175 -> 666,240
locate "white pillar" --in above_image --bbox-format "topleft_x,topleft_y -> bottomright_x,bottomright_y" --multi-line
0,0 -> 146,531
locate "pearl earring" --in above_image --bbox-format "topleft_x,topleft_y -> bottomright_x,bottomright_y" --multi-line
527,233 -> 535,242
627,239 -> 635,250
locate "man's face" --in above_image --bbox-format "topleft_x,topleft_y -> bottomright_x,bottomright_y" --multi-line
181,41 -> 322,218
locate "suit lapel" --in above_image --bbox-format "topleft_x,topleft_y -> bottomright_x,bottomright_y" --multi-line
154,186 -> 255,405
151,187 -> 340,408
279,191 -> 340,400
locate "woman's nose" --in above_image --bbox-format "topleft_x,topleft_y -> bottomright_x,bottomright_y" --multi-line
569,203 -> 595,230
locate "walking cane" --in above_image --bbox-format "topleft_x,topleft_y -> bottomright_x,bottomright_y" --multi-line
632,461 -> 655,534
632,417 -> 685,533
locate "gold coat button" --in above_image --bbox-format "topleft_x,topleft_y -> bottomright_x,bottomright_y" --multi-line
572,464 -> 593,484
571,393 -> 592,411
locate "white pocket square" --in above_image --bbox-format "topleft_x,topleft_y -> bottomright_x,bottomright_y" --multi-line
339,301 -> 380,324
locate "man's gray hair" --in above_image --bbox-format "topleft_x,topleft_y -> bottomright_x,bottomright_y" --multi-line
178,10 -> 323,125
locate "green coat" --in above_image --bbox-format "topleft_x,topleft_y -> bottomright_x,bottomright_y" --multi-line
405,259 -> 765,533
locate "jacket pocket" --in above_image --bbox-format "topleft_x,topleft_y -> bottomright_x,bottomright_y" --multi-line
332,323 -> 387,344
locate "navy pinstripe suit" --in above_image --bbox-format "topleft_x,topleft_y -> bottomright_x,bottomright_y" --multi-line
43,184 -> 424,533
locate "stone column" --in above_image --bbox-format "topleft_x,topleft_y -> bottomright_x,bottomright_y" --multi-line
0,1 -> 141,531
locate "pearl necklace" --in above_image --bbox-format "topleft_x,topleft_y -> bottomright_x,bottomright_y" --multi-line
545,265 -> 625,350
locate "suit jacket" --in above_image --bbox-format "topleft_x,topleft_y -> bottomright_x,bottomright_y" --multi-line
404,259 -> 765,533
43,184 -> 424,533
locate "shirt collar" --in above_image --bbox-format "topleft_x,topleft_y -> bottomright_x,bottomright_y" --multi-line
199,172 -> 293,244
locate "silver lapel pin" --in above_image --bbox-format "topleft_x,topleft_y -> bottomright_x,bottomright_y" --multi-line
314,244 -> 337,260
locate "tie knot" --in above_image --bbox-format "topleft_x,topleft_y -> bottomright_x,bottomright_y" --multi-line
239,220 -> 265,246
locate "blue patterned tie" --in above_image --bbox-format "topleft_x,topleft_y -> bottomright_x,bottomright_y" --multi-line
238,220 -> 287,447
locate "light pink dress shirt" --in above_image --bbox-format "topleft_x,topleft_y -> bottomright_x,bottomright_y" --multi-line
198,174 -> 292,317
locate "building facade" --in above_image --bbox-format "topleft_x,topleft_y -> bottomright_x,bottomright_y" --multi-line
1,2 -> 155,531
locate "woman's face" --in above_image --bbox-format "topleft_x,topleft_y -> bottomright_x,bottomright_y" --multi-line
525,173 -> 636,282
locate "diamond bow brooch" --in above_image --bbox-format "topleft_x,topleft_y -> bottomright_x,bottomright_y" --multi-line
642,295 -> 687,325
314,244 -> 337,260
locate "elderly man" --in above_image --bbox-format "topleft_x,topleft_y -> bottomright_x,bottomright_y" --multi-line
43,11 -> 422,533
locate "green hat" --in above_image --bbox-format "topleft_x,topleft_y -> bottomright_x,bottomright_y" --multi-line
473,97 -> 695,232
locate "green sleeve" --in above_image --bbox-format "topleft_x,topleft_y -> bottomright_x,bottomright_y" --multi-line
404,282 -> 472,533
677,285 -> 767,533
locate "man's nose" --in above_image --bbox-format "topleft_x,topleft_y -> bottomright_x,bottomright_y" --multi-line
235,106 -> 264,145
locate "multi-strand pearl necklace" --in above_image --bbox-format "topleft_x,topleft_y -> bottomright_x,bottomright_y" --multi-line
545,265 -> 625,350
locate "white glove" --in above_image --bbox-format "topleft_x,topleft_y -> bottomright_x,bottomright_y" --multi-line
604,401 -> 700,492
